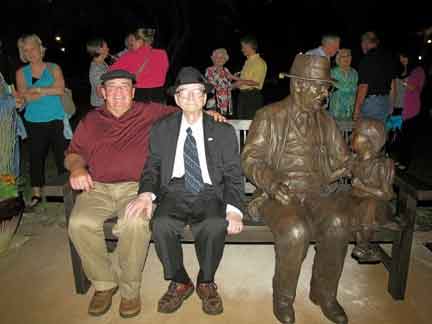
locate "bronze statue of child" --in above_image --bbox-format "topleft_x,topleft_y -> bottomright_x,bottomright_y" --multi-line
350,118 -> 396,263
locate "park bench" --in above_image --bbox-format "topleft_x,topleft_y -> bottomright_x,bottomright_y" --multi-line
63,119 -> 420,301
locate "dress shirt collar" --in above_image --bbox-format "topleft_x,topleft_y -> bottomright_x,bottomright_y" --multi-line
180,113 -> 204,136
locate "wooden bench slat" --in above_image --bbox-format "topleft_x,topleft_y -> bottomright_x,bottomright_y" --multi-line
44,173 -> 69,197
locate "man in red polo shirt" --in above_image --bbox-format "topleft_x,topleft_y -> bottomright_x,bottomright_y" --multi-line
66,69 -> 174,318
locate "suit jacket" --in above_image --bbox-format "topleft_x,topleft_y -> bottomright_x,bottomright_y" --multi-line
138,111 -> 244,212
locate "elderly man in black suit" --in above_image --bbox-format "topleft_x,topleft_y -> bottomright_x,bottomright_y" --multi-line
125,67 -> 244,315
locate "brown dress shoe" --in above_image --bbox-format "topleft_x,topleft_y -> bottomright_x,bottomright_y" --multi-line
158,281 -> 194,313
88,286 -> 118,316
196,282 -> 223,315
119,296 -> 141,318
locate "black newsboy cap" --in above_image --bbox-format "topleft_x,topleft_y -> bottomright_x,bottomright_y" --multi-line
100,69 -> 136,84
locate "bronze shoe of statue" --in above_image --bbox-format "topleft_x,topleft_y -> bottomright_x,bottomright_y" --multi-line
273,279 -> 295,324
273,297 -> 295,324
310,292 -> 348,324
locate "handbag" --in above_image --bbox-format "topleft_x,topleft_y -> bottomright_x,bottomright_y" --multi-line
47,63 -> 76,116
61,87 -> 76,116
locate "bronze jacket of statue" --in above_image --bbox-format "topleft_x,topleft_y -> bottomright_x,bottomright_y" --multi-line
242,96 -> 351,217
352,156 -> 395,201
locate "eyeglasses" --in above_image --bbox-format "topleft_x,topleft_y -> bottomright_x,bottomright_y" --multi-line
175,88 -> 206,99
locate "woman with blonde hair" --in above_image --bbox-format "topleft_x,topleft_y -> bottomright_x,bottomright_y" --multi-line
15,34 -> 68,209
110,27 -> 169,103
329,48 -> 358,120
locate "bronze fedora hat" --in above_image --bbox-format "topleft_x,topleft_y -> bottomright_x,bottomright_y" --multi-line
284,54 -> 333,83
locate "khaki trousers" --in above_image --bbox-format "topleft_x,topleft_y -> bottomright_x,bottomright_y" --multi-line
68,182 -> 151,299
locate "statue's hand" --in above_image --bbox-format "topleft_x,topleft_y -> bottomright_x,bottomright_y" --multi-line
271,182 -> 292,205
352,177 -> 363,188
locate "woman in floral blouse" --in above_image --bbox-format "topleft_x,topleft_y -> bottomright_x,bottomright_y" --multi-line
205,48 -> 238,116
329,48 -> 358,120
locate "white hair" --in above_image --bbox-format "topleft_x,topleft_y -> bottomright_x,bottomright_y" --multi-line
211,48 -> 229,63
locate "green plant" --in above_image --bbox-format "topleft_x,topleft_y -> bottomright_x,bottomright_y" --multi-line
0,175 -> 18,200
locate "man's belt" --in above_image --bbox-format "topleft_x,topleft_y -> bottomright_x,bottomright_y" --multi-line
366,93 -> 388,97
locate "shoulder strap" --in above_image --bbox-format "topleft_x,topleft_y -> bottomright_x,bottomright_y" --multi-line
21,65 -> 32,86
136,49 -> 152,77
44,63 -> 56,79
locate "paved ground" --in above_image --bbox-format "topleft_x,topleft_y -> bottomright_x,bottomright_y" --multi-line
1,212 -> 431,324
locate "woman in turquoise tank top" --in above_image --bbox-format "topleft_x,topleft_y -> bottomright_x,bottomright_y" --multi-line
15,34 -> 68,209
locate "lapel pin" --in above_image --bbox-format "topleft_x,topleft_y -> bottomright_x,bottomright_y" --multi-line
208,137 -> 214,141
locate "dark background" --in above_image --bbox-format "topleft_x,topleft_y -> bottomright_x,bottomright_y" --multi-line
1,0 -> 432,109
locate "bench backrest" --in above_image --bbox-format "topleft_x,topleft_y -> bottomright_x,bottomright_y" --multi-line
227,119 -> 354,194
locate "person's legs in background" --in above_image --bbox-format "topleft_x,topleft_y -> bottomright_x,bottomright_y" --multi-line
48,120 -> 68,175
360,95 -> 390,123
25,121 -> 50,208
398,114 -> 420,170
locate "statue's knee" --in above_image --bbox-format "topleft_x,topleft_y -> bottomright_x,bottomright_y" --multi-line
275,222 -> 310,246
325,214 -> 349,237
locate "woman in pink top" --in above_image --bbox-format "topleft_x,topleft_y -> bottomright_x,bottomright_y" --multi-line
398,54 -> 426,170
110,28 -> 169,103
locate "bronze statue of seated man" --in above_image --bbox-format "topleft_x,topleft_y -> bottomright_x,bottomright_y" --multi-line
242,54 -> 352,324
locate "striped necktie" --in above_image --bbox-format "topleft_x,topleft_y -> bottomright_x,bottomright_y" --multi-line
184,127 -> 204,193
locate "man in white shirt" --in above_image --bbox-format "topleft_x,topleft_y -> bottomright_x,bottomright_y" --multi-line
125,67 -> 244,316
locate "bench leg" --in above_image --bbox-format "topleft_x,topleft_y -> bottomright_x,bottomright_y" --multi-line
64,184 -> 91,294
388,191 -> 416,300
69,239 -> 91,294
